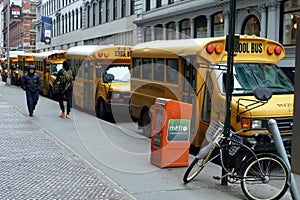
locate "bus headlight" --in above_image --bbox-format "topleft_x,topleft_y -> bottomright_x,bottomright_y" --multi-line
113,93 -> 120,99
251,120 -> 262,129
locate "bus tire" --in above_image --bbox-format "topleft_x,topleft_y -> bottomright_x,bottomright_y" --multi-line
140,109 -> 152,138
96,99 -> 107,119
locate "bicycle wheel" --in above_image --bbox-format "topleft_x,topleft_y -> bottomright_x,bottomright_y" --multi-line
241,154 -> 289,200
183,143 -> 215,183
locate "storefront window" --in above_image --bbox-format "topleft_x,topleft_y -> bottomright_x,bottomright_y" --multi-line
154,24 -> 163,40
166,22 -> 176,40
283,0 -> 300,45
212,12 -> 224,37
144,26 -> 152,42
180,19 -> 190,39
242,15 -> 260,36
194,15 -> 207,38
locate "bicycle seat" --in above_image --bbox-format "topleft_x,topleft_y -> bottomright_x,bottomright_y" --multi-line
253,132 -> 272,144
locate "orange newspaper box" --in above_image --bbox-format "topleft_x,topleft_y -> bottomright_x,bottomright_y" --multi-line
150,98 -> 192,168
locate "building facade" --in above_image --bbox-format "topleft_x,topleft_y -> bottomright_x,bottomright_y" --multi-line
133,0 -> 297,82
1,0 -> 36,54
35,0 -> 137,51
34,0 -> 297,81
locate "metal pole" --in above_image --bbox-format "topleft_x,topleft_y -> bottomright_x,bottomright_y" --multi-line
222,0 -> 236,186
268,119 -> 300,200
6,0 -> 11,85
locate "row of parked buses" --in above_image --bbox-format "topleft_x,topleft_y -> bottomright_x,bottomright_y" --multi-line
0,35 -> 294,154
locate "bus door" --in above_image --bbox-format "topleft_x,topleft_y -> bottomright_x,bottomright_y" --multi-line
83,61 -> 95,111
182,56 -> 198,134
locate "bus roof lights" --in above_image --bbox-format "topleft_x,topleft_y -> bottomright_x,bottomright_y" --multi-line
275,46 -> 282,55
267,46 -> 275,55
104,52 -> 109,57
98,52 -> 103,57
206,44 -> 214,54
215,44 -> 223,54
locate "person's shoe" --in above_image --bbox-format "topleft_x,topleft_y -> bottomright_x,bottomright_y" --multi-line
66,114 -> 70,119
59,112 -> 66,118
29,113 -> 33,117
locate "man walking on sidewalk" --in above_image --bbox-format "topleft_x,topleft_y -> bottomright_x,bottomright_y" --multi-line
20,64 -> 40,117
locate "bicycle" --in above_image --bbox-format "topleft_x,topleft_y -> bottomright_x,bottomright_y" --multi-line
183,120 -> 289,200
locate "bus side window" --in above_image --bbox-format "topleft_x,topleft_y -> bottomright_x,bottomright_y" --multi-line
154,58 -> 164,82
132,58 -> 141,78
89,62 -> 94,80
142,58 -> 152,80
166,58 -> 179,84
84,61 -> 89,79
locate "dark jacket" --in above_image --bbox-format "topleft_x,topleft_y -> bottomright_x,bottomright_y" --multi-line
21,73 -> 41,92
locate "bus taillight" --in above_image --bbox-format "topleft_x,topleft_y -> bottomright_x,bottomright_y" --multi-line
275,46 -> 282,55
267,46 -> 275,55
206,44 -> 214,54
206,44 -> 223,54
267,46 -> 282,55
215,44 -> 223,54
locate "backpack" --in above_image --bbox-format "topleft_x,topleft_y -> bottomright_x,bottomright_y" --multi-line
61,70 -> 73,84
60,70 -> 73,93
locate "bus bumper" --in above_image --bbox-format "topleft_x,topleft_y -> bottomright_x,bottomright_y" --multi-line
243,135 -> 292,156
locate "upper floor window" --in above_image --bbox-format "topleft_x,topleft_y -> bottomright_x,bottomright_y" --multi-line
113,0 -> 117,20
122,0 -> 126,17
106,0 -> 110,22
168,0 -> 174,4
130,0 -> 135,15
156,0 -> 162,8
93,3 -> 96,26
146,0 -> 150,11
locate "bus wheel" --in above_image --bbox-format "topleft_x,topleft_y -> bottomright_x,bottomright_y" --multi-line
140,109 -> 152,138
96,100 -> 107,119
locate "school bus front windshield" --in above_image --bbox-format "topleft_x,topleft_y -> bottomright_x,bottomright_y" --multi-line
214,63 -> 294,96
51,63 -> 63,76
105,65 -> 130,82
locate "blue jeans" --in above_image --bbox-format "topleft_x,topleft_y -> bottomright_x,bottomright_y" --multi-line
26,90 -> 39,115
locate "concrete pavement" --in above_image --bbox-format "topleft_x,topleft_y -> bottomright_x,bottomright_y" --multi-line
0,80 -> 296,199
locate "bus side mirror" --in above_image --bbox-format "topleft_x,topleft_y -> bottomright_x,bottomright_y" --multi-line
104,73 -> 114,83
254,87 -> 272,101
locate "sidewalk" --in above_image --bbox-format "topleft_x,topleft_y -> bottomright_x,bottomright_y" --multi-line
0,81 -> 295,200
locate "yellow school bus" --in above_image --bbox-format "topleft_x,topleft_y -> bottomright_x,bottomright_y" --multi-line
66,45 -> 132,119
18,53 -> 36,81
130,35 -> 294,154
35,50 -> 66,98
0,57 -> 8,82
10,55 -> 20,85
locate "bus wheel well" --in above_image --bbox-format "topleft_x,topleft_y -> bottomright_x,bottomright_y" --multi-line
96,97 -> 107,119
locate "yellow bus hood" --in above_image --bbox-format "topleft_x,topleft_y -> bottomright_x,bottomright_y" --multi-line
232,94 -> 294,117
110,82 -> 130,92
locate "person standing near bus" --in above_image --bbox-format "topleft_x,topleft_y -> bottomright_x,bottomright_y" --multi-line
20,64 -> 40,117
57,60 -> 74,119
